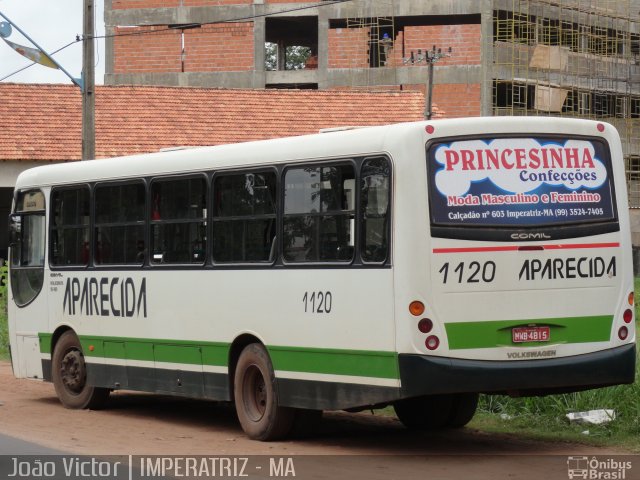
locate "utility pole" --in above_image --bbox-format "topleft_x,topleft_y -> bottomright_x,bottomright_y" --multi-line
82,0 -> 95,161
403,45 -> 452,120
424,46 -> 452,120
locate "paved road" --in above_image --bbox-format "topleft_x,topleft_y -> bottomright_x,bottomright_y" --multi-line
0,432 -> 67,454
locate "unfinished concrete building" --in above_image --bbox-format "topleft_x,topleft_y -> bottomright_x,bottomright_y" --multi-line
105,0 -> 640,239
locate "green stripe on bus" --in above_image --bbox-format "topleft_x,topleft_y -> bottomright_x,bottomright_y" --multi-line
39,333 -> 52,354
38,333 -> 398,379
268,346 -> 399,380
78,336 -> 229,367
445,315 -> 614,350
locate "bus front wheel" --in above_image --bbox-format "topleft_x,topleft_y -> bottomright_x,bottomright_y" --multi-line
51,331 -> 109,409
233,343 -> 295,441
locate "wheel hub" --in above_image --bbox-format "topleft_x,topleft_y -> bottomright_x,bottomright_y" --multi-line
243,364 -> 267,421
60,350 -> 85,393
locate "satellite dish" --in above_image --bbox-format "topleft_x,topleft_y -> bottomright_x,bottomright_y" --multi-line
0,21 -> 11,39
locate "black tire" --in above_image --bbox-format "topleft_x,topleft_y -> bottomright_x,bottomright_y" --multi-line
393,394 -> 453,430
51,331 -> 109,409
447,393 -> 479,428
290,409 -> 323,438
233,343 -> 295,441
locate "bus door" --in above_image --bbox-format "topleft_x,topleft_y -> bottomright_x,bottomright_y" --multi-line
8,189 -> 48,378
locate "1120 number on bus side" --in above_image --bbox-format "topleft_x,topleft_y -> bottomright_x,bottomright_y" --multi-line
438,261 -> 496,284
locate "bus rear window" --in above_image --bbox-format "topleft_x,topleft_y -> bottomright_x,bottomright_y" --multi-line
427,136 -> 616,229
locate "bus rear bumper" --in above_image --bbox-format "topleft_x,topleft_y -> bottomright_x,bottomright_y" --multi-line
398,343 -> 636,397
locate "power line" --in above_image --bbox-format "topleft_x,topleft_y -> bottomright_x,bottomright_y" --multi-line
91,0 -> 352,40
0,39 -> 79,82
0,0 -> 353,82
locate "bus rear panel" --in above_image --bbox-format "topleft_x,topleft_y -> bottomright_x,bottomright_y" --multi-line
397,118 -> 635,399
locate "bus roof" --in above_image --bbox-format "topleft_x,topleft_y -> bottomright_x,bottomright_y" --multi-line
14,117 -> 614,189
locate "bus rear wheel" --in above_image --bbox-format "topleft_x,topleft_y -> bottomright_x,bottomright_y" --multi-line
447,393 -> 479,428
393,393 -> 478,429
233,343 -> 295,441
51,331 -> 109,409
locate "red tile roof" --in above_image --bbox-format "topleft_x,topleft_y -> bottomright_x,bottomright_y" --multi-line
0,83 -> 432,161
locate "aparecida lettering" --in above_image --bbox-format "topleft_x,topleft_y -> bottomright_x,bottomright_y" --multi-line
62,277 -> 147,318
518,257 -> 616,281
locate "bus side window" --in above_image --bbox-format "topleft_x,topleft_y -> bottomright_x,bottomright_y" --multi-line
150,176 -> 207,265
94,182 -> 146,265
360,157 -> 390,263
283,164 -> 355,263
212,171 -> 277,263
50,187 -> 90,266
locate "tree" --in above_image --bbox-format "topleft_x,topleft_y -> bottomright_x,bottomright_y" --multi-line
265,43 -> 312,71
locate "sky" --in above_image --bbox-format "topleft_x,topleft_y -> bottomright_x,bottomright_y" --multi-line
0,0 -> 105,85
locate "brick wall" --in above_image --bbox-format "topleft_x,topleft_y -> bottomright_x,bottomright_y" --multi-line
184,23 -> 254,71
329,23 -> 480,69
112,0 -> 180,9
400,24 -> 481,117
433,83 -> 481,117
112,0 -> 308,8
113,23 -> 254,73
330,83 -> 478,118
183,0 -> 251,5
328,27 -> 370,68
400,24 -> 481,66
112,0 -> 252,8
113,26 -> 182,73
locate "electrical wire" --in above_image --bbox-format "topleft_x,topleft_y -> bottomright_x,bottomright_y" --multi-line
0,0 -> 352,82
90,0 -> 352,40
0,39 -> 78,82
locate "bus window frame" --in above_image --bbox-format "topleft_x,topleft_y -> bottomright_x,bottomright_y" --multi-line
211,166 -> 279,267
43,155 -> 394,272
49,184 -> 91,269
359,155 -> 392,265
149,172 -> 209,267
93,179 -> 148,267
10,189 -> 46,308
281,159 -> 359,266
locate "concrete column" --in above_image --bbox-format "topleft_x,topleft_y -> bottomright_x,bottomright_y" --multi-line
317,9 -> 329,89
104,0 -> 115,85
253,13 -> 266,88
480,0 -> 494,116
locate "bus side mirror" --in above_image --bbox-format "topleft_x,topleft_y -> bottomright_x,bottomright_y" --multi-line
8,214 -> 21,248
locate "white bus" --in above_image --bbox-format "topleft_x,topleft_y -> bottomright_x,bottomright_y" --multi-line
7,118 -> 636,440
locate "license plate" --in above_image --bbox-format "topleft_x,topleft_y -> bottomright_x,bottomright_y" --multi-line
512,326 -> 550,343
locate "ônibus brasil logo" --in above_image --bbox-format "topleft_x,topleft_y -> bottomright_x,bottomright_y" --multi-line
434,138 -> 608,199
567,456 -> 632,479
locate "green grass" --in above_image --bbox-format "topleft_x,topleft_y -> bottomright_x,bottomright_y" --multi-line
636,277 -> 640,320
472,353 -> 640,451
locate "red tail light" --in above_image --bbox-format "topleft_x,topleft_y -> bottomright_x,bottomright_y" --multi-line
618,326 -> 629,341
425,335 -> 440,350
418,318 -> 433,333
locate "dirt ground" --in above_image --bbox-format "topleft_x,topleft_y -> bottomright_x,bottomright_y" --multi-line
0,361 -> 636,479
